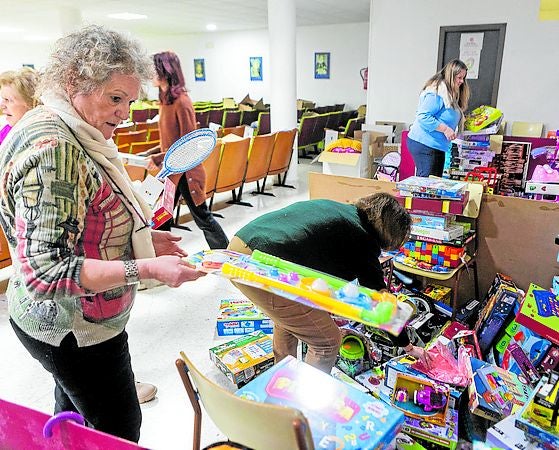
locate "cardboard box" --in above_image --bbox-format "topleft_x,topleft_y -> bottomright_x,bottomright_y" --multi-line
355,130 -> 389,161
486,414 -> 537,450
401,408 -> 459,450
209,330 -> 274,387
216,297 -> 273,336
236,355 -> 405,450
318,148 -> 368,178
297,99 -> 315,110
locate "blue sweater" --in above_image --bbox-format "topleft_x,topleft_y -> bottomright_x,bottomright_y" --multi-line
408,91 -> 461,153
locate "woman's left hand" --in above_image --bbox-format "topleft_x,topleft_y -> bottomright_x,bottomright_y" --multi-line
151,230 -> 188,257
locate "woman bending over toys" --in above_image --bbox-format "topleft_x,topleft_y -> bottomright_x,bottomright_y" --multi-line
228,192 -> 426,373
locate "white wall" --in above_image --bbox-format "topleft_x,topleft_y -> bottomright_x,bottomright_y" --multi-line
142,22 -> 369,109
367,0 -> 559,133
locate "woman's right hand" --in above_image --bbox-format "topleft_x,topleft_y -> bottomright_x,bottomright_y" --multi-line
443,127 -> 456,140
146,152 -> 165,171
138,255 -> 206,288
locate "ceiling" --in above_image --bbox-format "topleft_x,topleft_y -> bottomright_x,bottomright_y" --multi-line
0,0 -> 370,42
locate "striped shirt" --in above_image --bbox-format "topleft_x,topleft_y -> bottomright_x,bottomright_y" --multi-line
0,106 -> 137,347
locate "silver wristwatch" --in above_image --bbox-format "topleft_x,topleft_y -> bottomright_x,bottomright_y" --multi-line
123,260 -> 140,285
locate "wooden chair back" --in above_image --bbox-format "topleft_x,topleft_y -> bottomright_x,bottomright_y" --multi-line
268,128 -> 297,176
147,129 -> 160,142
202,144 -> 222,199
256,112 -> 271,135
214,137 -> 251,194
115,130 -> 148,147
134,121 -> 159,132
223,110 -> 241,128
114,123 -> 135,134
244,133 -> 276,184
129,140 -> 160,155
176,352 -> 314,450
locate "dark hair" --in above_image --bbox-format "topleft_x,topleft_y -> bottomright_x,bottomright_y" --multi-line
355,192 -> 411,250
153,51 -> 186,105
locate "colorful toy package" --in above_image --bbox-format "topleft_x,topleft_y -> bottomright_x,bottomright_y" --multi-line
396,176 -> 468,200
186,249 -> 414,335
216,297 -> 273,336
400,407 -> 459,450
485,414 -> 541,450
516,283 -> 559,346
236,355 -> 404,450
464,105 -> 503,132
209,330 -> 274,387
400,241 -> 465,269
465,356 -> 532,422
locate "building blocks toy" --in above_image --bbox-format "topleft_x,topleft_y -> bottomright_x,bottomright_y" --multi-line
186,249 -> 414,334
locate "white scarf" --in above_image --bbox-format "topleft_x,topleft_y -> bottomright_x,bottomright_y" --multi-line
41,91 -> 156,260
424,82 -> 454,109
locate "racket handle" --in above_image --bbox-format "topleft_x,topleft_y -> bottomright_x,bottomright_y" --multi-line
156,168 -> 169,180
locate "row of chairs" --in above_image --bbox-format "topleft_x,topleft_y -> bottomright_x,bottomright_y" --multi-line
201,128 -> 297,214
114,124 -> 160,154
130,107 -> 159,123
298,111 -> 362,157
195,108 -> 269,131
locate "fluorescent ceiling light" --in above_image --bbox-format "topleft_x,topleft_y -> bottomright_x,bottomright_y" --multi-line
206,23 -> 217,31
0,26 -> 23,33
107,12 -> 147,21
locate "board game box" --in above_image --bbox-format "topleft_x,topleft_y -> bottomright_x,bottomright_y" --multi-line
216,297 -> 273,336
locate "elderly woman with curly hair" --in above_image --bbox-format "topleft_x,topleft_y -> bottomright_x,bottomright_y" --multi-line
0,66 -> 40,144
0,26 -> 205,442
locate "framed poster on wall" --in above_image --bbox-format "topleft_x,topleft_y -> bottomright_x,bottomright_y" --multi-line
194,58 -> 205,81
314,52 -> 330,79
249,56 -> 263,81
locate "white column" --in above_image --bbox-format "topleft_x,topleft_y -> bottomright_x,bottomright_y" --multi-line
267,0 -> 298,183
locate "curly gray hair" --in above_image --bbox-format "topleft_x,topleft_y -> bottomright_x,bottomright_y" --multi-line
355,192 -> 411,250
38,25 -> 153,98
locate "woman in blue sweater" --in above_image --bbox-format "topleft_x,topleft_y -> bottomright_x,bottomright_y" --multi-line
407,59 -> 470,177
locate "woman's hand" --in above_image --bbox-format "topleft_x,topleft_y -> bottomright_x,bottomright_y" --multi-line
151,230 -> 188,257
138,255 -> 205,288
443,126 -> 456,140
147,152 -> 165,171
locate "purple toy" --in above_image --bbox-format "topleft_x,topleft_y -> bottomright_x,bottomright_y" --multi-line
413,385 -> 447,412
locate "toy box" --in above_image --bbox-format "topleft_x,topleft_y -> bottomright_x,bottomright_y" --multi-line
236,355 -> 405,450
515,374 -> 559,449
464,105 -> 503,132
216,297 -> 273,336
209,330 -> 274,387
151,177 -> 176,229
395,191 -> 470,215
465,356 -> 532,422
391,374 -> 450,426
400,408 -> 459,450
396,177 -> 468,200
384,355 -> 462,411
330,366 -> 370,393
409,213 -> 454,230
485,414 -> 541,450
355,367 -> 386,398
422,284 -> 452,305
523,371 -> 559,430
540,346 -> 559,374
516,284 -> 559,346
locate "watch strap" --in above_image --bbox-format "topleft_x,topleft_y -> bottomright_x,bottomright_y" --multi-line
123,260 -> 140,285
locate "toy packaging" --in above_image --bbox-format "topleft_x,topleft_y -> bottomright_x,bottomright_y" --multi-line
516,283 -> 559,346
186,249 -> 414,335
464,106 -> 503,132
465,356 -> 532,422
409,212 -> 454,230
485,414 -> 541,450
330,366 -> 370,393
209,330 -> 274,387
400,408 -> 459,450
216,297 -> 273,336
151,177 -> 176,229
396,177 -> 468,200
384,355 -> 463,411
514,373 -> 559,449
236,355 -> 405,450
395,191 -> 470,215
392,433 -> 428,450
422,284 -> 452,305
400,240 -> 465,268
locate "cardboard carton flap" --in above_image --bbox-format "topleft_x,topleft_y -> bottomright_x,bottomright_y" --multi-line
318,151 -> 361,166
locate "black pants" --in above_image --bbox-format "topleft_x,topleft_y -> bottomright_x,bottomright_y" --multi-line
11,320 -> 141,443
161,175 -> 229,249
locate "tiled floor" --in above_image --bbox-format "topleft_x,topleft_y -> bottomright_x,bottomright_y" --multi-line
0,160 -> 319,449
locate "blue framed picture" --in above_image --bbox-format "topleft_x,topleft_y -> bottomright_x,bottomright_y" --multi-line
249,56 -> 263,81
314,52 -> 330,79
194,58 -> 205,81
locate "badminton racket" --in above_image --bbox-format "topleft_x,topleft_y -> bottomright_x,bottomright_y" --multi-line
156,128 -> 217,179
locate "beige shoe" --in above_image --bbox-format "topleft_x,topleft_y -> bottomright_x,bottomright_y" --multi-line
135,381 -> 157,404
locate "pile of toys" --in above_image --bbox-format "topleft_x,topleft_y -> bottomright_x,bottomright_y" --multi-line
394,177 -> 472,273
324,272 -> 559,449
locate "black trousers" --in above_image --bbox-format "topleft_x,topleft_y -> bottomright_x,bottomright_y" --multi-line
11,320 -> 141,443
161,174 -> 229,249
